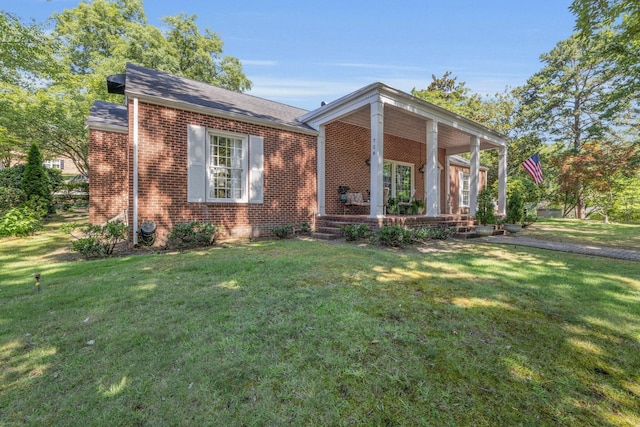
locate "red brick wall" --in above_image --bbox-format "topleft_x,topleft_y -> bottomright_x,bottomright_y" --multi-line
448,163 -> 487,214
89,129 -> 129,225
325,120 -> 487,216
325,121 -> 430,214
127,100 -> 317,244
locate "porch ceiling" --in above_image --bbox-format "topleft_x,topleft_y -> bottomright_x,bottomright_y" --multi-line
336,104 -> 500,155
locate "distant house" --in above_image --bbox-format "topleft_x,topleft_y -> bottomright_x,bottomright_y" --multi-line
87,63 -> 507,244
1,155 -> 82,176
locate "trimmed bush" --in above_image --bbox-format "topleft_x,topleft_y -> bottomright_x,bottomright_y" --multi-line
300,221 -> 311,234
341,223 -> 371,241
22,144 -> 53,212
68,219 -> 128,258
167,221 -> 221,249
270,224 -> 293,239
376,224 -> 412,247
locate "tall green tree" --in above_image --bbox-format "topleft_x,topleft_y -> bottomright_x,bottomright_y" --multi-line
412,72 -> 543,192
2,0 -> 251,176
571,0 -> 640,101
0,11 -> 55,86
21,143 -> 52,208
411,72 -> 484,122
515,34 -> 628,152
514,34 -> 635,218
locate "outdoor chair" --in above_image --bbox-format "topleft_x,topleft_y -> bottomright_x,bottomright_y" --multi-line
397,189 -> 416,214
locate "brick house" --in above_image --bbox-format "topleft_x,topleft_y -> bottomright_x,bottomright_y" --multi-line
87,63 -> 507,244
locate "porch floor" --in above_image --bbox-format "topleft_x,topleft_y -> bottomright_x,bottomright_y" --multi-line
314,214 -> 479,240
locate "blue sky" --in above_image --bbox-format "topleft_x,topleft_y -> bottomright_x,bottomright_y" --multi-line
3,0 -> 577,110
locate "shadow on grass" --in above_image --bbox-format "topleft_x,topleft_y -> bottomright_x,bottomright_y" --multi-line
1,237 -> 639,425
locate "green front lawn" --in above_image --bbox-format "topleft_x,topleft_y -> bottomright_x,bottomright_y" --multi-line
1,214 -> 639,426
523,218 -> 640,250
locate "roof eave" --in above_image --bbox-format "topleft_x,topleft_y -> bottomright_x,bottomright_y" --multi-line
299,82 -> 508,146
126,90 -> 318,137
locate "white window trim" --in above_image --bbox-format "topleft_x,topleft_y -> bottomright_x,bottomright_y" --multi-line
206,129 -> 249,203
384,159 -> 414,199
459,171 -> 470,208
43,159 -> 63,170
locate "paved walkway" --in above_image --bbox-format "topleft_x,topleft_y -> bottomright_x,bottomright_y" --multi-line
473,234 -> 640,262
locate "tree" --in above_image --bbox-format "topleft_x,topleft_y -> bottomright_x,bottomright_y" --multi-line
553,140 -> 639,222
514,34 -> 634,218
21,143 -> 52,210
571,0 -> 640,101
1,0 -> 251,176
0,11 -> 55,86
411,72 -> 484,122
52,0 -> 251,91
163,13 -> 251,91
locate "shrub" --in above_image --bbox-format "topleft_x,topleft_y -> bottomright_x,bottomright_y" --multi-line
375,224 -> 412,247
0,165 -> 25,189
270,224 -> 293,239
23,196 -> 51,219
0,206 -> 43,237
475,188 -> 496,225
68,219 -> 128,258
22,144 -> 52,212
47,168 -> 65,194
341,223 -> 371,241
506,189 -> 525,224
386,197 -> 398,214
522,214 -> 538,228
0,186 -> 25,215
300,221 -> 311,234
167,221 -> 221,249
424,226 -> 455,240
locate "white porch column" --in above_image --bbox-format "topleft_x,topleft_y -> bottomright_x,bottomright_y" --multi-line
498,145 -> 507,216
369,98 -> 385,218
469,136 -> 480,216
317,125 -> 326,216
445,155 -> 451,214
425,119 -> 439,217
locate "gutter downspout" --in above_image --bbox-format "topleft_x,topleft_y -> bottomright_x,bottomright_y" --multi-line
133,97 -> 139,246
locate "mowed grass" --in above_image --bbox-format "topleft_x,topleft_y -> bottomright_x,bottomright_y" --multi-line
1,214 -> 639,426
523,218 -> 640,250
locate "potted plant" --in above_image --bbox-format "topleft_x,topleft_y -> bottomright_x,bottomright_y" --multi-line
475,187 -> 497,236
504,189 -> 524,233
337,185 -> 350,202
411,199 -> 425,215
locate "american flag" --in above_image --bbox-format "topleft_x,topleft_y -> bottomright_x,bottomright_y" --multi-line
522,152 -> 543,185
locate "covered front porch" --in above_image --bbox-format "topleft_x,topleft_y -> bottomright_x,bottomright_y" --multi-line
299,83 -> 508,219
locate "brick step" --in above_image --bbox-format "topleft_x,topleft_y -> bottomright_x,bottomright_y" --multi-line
312,232 -> 341,240
317,226 -> 342,235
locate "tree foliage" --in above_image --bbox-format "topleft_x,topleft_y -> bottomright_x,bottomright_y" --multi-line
1,0 -> 251,176
412,72 -> 484,123
0,11 -> 55,86
571,0 -> 640,100
515,34 -> 629,151
552,141 -> 639,221
21,143 -> 51,203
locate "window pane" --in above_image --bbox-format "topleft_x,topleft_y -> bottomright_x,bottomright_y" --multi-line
210,134 -> 244,200
461,173 -> 470,207
396,165 -> 412,201
383,162 -> 392,191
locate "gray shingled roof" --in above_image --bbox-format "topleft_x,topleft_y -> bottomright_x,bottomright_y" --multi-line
125,63 -> 313,132
86,100 -> 128,129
